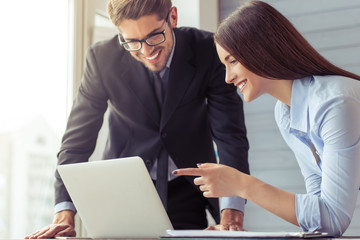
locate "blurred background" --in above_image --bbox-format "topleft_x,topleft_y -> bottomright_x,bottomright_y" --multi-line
0,0 -> 359,238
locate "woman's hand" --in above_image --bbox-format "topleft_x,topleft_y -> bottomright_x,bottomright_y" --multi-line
173,163 -> 245,198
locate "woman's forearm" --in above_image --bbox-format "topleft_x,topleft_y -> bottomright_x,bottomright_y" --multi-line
239,174 -> 299,226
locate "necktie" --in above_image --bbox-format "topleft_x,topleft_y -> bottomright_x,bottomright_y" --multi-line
153,72 -> 168,210
153,72 -> 164,107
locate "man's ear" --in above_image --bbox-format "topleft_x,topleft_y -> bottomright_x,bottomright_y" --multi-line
169,6 -> 178,28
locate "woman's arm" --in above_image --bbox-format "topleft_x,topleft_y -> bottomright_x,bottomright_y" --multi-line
173,163 -> 298,226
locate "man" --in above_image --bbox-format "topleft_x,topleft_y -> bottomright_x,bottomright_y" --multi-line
26,0 -> 249,238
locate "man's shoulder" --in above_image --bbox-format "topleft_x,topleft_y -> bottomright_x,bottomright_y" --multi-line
87,35 -> 133,64
175,27 -> 214,37
175,27 -> 214,43
90,35 -> 121,53
174,27 -> 217,59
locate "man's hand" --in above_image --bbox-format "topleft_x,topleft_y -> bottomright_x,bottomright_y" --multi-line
206,209 -> 245,231
25,210 -> 76,239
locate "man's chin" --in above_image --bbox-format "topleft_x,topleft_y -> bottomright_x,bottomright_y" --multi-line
144,63 -> 166,73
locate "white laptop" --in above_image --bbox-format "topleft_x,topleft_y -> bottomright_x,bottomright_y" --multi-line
57,156 -> 173,238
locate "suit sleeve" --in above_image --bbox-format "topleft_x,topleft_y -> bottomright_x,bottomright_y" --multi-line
206,49 -> 249,173
205,43 -> 250,211
55,47 -> 109,205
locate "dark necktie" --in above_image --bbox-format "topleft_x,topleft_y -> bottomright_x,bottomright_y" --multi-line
153,72 -> 168,210
153,72 -> 164,107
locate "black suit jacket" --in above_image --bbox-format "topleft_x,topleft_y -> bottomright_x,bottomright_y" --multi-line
55,27 -> 249,222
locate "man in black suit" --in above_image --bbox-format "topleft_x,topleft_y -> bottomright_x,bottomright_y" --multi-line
26,0 -> 249,238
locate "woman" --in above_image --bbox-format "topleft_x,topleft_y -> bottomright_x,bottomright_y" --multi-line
173,0 -> 360,237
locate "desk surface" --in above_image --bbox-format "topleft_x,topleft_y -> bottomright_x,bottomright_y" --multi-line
4,237 -> 360,240
54,237 -> 357,239
7,237 -> 357,240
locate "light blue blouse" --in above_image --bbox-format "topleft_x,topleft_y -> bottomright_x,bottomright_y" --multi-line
275,75 -> 360,236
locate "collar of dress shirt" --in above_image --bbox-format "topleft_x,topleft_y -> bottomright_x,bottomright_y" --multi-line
289,76 -> 312,133
277,76 -> 313,134
159,30 -> 176,78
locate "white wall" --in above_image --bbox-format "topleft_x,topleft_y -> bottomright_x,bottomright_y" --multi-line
173,0 -> 218,32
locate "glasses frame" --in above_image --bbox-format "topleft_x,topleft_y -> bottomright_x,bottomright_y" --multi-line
118,11 -> 170,52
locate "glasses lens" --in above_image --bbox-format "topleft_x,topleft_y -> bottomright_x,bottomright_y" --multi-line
124,41 -> 141,51
146,33 -> 165,46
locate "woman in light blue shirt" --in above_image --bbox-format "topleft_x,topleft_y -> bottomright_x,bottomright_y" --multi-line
173,0 -> 360,237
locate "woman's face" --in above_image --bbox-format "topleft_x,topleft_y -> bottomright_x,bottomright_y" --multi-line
216,43 -> 271,102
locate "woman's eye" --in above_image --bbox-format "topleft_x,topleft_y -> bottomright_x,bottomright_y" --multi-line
230,59 -> 237,65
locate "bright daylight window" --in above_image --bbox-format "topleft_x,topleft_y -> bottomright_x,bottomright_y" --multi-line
0,0 -> 70,238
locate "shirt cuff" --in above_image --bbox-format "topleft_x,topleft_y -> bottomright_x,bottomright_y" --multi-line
54,201 -> 77,214
220,196 -> 246,213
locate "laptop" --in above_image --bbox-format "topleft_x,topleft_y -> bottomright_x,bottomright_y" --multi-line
57,156 -> 173,238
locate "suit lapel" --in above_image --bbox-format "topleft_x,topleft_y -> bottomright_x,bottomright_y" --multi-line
161,29 -> 196,128
122,29 -> 196,129
125,59 -> 161,126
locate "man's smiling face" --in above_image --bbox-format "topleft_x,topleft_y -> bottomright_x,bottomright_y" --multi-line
118,8 -> 177,73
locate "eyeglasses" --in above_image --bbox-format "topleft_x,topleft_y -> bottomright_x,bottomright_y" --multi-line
118,11 -> 170,52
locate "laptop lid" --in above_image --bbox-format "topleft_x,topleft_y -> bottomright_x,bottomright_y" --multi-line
57,156 -> 173,238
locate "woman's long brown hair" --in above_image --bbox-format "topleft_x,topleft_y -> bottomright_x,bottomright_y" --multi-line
214,1 -> 360,81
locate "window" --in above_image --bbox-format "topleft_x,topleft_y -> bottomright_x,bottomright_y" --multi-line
0,0 -> 70,238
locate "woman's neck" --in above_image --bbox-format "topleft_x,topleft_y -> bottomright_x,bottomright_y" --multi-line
268,79 -> 293,106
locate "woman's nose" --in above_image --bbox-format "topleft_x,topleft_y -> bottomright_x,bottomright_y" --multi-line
225,71 -> 235,84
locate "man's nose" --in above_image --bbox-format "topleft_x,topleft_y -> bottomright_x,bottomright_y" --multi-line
140,42 -> 154,56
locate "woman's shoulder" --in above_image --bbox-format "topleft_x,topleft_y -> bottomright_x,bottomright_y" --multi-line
306,75 -> 360,128
311,75 -> 360,91
308,75 -> 360,103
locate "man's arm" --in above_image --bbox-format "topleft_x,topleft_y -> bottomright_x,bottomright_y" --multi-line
55,46 -> 109,205
206,209 -> 245,231
206,52 -> 249,173
25,210 -> 76,239
205,36 -> 249,230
